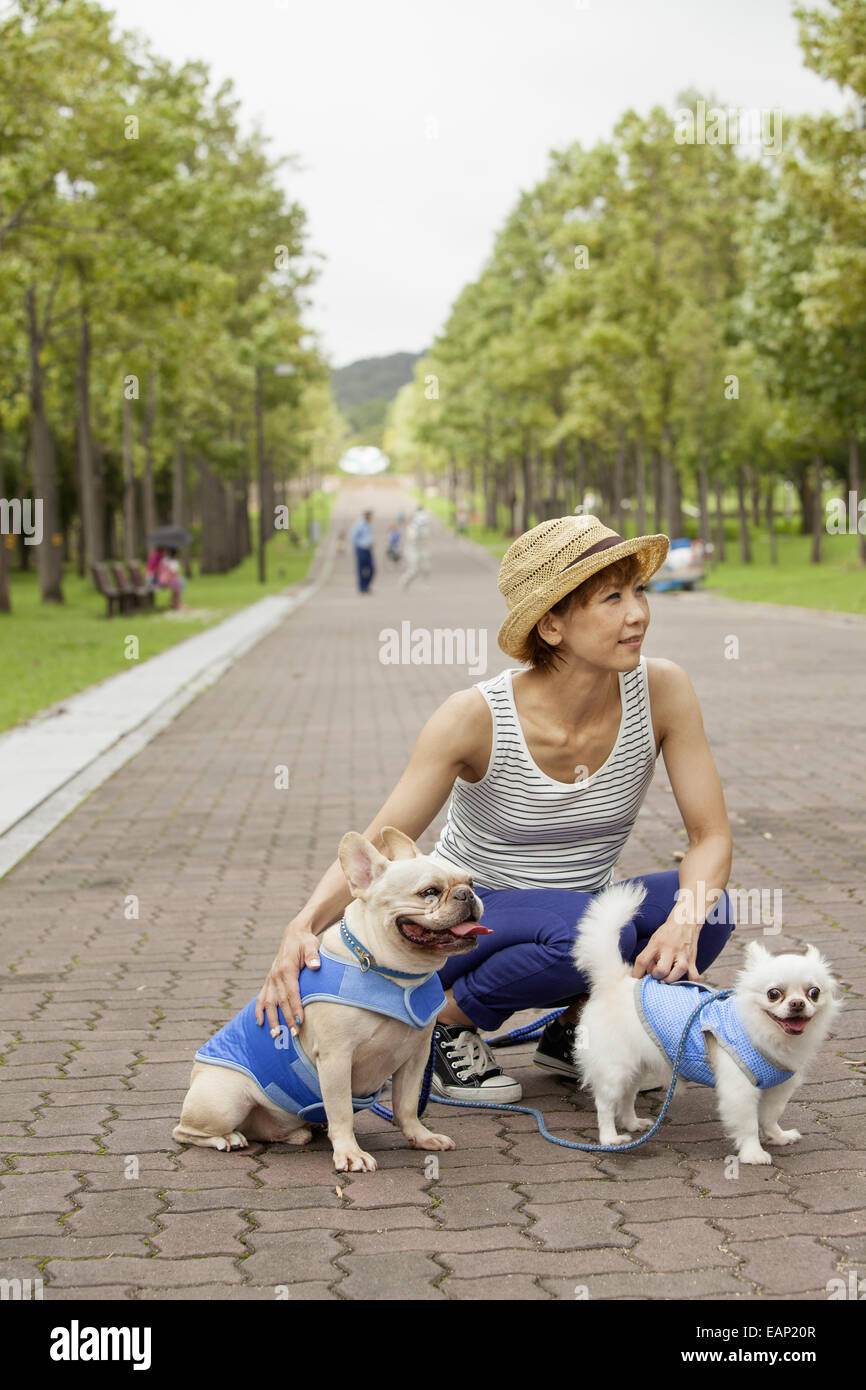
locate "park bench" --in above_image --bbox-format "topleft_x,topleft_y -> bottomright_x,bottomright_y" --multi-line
112,561 -> 154,612
91,561 -> 127,617
91,561 -> 161,617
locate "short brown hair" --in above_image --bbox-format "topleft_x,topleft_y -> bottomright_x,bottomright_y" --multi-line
524,552 -> 644,671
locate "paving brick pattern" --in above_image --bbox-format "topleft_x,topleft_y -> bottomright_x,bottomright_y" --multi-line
1,484 -> 864,1300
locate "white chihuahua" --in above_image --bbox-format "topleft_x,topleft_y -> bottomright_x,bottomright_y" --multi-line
572,882 -> 842,1164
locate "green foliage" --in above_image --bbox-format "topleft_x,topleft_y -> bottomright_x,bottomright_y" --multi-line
385,39 -> 865,563
0,0 -> 345,609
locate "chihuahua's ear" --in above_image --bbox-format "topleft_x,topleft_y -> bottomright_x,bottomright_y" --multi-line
804,945 -> 844,1002
380,826 -> 420,861
338,832 -> 390,897
744,939 -> 772,968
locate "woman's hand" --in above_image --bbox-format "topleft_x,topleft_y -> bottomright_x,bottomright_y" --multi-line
255,924 -> 323,1036
632,915 -> 701,984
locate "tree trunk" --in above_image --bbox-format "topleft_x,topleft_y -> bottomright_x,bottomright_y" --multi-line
172,441 -> 192,577
238,466 -> 251,560
199,458 -> 233,573
199,459 -> 217,573
556,439 -> 569,517
448,454 -> 458,524
766,475 -> 777,564
76,305 -> 103,570
698,451 -> 710,546
850,432 -> 866,566
614,422 -> 626,535
736,465 -> 752,563
483,458 -> 497,529
671,460 -> 683,539
811,455 -> 823,563
105,499 -> 118,561
662,424 -> 681,536
652,447 -> 663,533
749,467 -> 762,528
0,441 -> 10,613
506,457 -> 520,535
797,470 -> 814,536
635,436 -> 646,536
224,477 -> 238,569
595,443 -> 612,517
122,392 -> 136,563
521,451 -> 533,532
26,287 -> 63,602
141,370 -> 157,544
573,437 -> 585,513
714,476 -> 726,563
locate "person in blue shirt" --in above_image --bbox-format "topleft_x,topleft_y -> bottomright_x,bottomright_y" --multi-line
350,509 -> 375,593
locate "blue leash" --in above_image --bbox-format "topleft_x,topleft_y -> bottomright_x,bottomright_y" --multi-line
372,988 -> 733,1154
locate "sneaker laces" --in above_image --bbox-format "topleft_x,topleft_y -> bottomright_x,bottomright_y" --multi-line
445,1029 -> 499,1080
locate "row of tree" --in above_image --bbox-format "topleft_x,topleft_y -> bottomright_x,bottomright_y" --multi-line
384,0 -> 866,566
0,0 -> 349,613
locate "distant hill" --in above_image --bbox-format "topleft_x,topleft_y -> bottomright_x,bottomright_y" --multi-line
331,351 -> 426,412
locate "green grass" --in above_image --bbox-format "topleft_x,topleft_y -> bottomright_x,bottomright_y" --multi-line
420,491 -> 866,614
0,491 -> 335,732
702,530 -> 866,614
421,495 -> 512,559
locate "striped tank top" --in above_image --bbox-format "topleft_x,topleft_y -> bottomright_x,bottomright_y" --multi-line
432,658 -> 657,892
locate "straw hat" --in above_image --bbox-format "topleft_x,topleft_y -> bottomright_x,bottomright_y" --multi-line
497,514 -> 669,661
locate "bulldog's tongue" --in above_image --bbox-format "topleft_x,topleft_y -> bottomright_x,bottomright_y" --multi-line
447,922 -> 493,937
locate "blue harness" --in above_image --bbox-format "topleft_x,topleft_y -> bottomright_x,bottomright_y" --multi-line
195,946 -> 446,1124
634,976 -> 795,1089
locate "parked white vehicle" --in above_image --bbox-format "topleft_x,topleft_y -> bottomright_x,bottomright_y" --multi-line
647,538 -> 706,591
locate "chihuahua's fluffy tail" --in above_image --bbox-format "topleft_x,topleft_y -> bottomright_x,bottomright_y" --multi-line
572,881 -> 648,990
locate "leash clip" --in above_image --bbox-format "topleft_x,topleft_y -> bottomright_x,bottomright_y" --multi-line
358,951 -> 372,973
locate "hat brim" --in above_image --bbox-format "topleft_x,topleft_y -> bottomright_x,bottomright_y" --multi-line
497,533 -> 670,662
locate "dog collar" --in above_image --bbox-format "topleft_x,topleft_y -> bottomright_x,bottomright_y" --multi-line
339,916 -> 434,981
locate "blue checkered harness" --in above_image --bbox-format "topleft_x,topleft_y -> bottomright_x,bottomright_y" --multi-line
634,976 -> 795,1089
195,946 -> 446,1125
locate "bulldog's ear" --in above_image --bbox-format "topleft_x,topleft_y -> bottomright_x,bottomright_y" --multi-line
338,832 -> 390,897
380,826 -> 420,861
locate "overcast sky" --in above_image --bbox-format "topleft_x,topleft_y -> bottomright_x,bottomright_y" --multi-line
106,0 -> 848,368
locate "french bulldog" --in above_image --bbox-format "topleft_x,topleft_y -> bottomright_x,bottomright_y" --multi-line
173,827 -> 489,1172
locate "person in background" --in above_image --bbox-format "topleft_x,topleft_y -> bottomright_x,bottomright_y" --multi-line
386,516 -> 403,564
146,545 -> 165,588
401,504 -> 432,589
157,547 -> 186,610
350,508 -> 375,594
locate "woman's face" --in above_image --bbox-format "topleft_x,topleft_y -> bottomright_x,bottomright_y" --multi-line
539,574 -> 650,671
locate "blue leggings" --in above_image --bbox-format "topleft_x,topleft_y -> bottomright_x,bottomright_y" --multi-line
437,871 -> 735,1031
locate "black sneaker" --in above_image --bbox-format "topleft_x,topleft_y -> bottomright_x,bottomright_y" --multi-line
431,1024 -> 522,1103
532,1010 -> 586,1079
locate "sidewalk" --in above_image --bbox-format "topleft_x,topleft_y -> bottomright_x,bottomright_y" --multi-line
0,529 -> 336,877
0,485 -> 863,1300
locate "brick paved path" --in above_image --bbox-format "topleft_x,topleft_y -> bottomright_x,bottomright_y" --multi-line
1,483 -> 864,1301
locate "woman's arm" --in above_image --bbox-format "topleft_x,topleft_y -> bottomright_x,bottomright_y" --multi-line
254,688 -> 491,1033
633,660 -> 733,983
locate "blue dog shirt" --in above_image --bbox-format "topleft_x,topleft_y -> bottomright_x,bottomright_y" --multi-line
195,946 -> 446,1124
634,976 -> 795,1089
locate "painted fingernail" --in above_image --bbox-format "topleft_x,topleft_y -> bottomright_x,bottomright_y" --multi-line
270,1027 -> 280,1039
291,1026 -> 298,1038
294,1015 -> 302,1025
